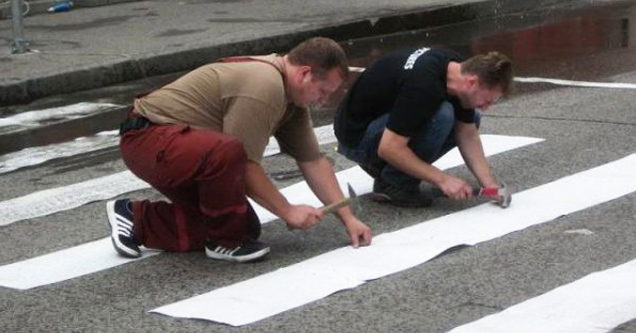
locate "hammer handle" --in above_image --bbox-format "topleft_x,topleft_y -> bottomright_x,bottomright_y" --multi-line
320,198 -> 351,215
431,187 -> 481,198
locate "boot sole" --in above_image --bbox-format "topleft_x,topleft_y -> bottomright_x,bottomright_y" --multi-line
205,246 -> 270,263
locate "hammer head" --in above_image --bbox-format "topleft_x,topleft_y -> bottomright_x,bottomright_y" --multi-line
480,182 -> 512,208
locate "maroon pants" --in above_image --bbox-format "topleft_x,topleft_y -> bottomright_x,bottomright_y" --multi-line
120,122 -> 261,252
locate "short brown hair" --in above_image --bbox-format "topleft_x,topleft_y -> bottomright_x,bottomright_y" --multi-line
461,52 -> 513,96
287,37 -> 349,80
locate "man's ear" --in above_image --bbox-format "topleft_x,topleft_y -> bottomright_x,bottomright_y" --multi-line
466,75 -> 479,89
298,66 -> 312,84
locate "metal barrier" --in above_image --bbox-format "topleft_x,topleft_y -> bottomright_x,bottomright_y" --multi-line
10,0 -> 29,53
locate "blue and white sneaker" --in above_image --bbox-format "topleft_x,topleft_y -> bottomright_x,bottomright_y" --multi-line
106,199 -> 141,258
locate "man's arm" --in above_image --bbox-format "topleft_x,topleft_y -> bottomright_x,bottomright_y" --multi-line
377,128 -> 473,199
244,161 -> 322,230
298,156 -> 372,248
454,121 -> 498,188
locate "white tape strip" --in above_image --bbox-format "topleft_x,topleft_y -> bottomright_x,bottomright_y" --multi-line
0,135 -> 541,290
150,154 -> 636,326
447,258 -> 636,333
0,124 -> 336,226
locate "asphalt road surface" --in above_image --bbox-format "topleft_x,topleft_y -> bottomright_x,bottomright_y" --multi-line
1,3 -> 635,332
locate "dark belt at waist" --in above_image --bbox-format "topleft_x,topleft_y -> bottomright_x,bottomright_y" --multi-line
119,116 -> 153,135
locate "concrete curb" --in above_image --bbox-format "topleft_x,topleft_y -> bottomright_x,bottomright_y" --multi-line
1,0 -> 587,106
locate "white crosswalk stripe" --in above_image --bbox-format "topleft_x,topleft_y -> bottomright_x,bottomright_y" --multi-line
447,257 -> 636,333
150,154 -> 636,326
0,124 -> 338,226
0,134 -> 540,290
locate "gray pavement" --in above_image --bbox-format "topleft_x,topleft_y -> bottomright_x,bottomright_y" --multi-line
1,0 -> 589,107
1,68 -> 635,332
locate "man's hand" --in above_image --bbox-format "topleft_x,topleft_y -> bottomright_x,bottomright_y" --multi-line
298,157 -> 374,247
438,175 -> 473,200
342,216 -> 372,248
283,204 -> 323,230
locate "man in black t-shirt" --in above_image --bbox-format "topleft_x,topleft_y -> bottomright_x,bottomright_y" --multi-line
334,48 -> 513,207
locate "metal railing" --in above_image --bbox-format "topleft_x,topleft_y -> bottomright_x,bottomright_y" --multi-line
9,0 -> 30,53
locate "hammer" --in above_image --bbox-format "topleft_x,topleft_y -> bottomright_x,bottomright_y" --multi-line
287,183 -> 358,231
320,183 -> 358,215
432,182 -> 512,208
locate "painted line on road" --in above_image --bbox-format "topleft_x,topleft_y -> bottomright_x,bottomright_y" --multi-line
0,124 -> 337,226
0,135 -> 541,290
0,102 -> 123,130
0,119 -> 336,175
150,153 -> 636,326
447,257 -> 636,333
0,238 -> 160,291
514,77 -> 636,90
349,67 -> 636,90
0,130 -> 119,174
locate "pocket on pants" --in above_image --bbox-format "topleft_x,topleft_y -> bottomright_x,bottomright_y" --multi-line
121,125 -> 193,188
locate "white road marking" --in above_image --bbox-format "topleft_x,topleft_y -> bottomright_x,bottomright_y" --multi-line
514,77 -> 636,89
0,124 -> 336,226
0,102 -> 123,130
150,154 -> 636,326
348,67 -> 636,89
0,135 -> 541,290
0,130 -> 119,174
447,258 -> 636,333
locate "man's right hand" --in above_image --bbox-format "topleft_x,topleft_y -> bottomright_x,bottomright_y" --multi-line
438,175 -> 473,200
283,204 -> 323,230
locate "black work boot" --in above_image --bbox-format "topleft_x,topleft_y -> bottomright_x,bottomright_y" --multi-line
371,178 -> 432,208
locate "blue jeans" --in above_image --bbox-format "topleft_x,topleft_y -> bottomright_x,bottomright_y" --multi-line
338,102 -> 481,188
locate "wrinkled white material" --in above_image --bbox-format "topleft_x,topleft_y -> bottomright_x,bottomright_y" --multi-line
151,154 -> 636,326
447,258 -> 636,333
0,135 -> 539,290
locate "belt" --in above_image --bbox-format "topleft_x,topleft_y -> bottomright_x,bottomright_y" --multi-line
119,116 -> 152,135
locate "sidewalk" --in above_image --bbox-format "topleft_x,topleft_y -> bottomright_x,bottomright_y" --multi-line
0,0 -> 583,107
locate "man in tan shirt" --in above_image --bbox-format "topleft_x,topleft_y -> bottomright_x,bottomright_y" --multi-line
106,37 -> 372,262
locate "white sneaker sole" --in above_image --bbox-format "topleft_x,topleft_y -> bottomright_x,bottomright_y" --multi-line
106,200 -> 141,258
205,246 -> 270,263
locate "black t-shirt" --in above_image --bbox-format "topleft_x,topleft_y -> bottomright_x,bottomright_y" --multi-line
335,48 -> 476,147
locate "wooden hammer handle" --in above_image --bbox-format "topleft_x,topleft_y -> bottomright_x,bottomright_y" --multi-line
320,198 -> 352,215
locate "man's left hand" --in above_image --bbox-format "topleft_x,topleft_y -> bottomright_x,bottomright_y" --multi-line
344,217 -> 372,248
